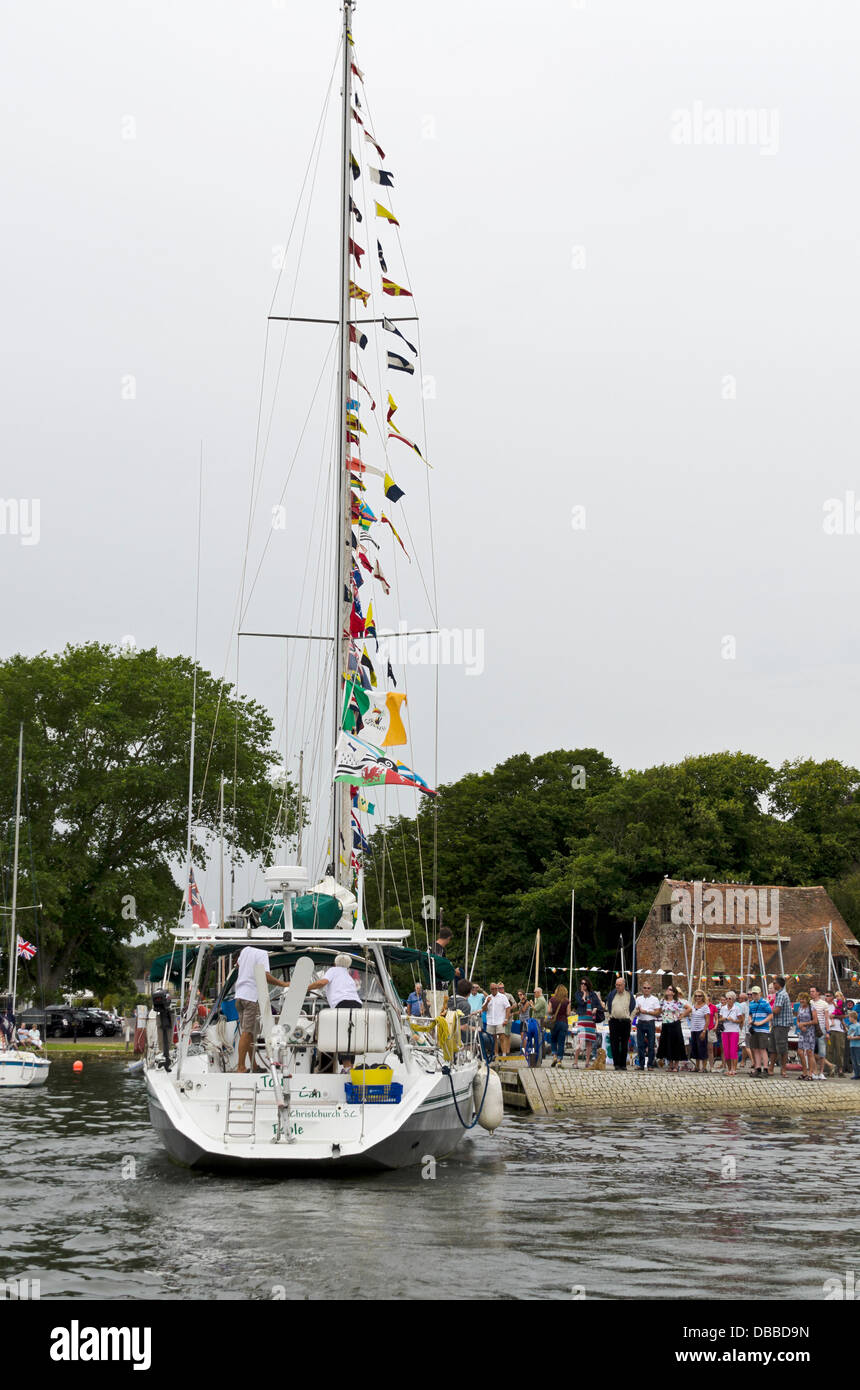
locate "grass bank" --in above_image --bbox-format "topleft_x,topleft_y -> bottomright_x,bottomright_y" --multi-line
44,1040 -> 132,1059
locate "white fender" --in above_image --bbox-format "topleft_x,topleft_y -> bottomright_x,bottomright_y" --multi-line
473,1065 -> 504,1131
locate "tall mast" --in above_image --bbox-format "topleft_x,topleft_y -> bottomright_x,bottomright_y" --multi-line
8,723 -> 24,1007
332,0 -> 355,885
185,451 -> 203,922
219,774 -> 225,927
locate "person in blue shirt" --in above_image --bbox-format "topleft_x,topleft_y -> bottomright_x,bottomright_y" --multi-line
847,1009 -> 860,1080
746,987 -> 773,1076
405,982 -> 426,1018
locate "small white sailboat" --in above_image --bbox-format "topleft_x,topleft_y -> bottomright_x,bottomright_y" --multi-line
1,725 -> 50,1090
144,3 -> 500,1170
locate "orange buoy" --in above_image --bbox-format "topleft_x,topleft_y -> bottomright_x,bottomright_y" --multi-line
72,1060 -> 83,1073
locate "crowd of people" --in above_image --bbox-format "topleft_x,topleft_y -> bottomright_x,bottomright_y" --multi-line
407,970 -> 860,1079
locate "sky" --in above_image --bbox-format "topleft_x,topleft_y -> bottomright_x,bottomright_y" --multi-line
3,0 -> 860,899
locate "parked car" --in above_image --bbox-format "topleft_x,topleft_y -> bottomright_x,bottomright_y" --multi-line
18,1006 -> 75,1038
72,1008 -> 120,1038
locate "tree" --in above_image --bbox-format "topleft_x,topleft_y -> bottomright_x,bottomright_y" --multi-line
364,747 -> 860,987
0,643 -> 295,994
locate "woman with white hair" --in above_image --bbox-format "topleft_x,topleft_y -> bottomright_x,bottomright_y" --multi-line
306,953 -> 363,1009
719,991 -> 742,1075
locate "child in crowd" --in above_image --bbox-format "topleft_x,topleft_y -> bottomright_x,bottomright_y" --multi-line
847,1009 -> 860,1081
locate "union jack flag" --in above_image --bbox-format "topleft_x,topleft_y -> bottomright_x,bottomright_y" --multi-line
17,936 -> 36,960
188,868 -> 210,931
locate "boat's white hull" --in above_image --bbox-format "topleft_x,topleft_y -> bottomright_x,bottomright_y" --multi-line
0,1051 -> 50,1088
145,1061 -> 478,1172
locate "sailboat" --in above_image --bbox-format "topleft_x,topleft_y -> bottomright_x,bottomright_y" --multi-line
144,3 -> 501,1170
1,725 -> 50,1089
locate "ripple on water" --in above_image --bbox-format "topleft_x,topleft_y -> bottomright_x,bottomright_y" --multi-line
1,1061 -> 857,1299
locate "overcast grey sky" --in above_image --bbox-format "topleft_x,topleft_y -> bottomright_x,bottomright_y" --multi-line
3,0 -> 860,899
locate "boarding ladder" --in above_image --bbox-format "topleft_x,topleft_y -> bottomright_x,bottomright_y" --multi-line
225,1076 -> 258,1143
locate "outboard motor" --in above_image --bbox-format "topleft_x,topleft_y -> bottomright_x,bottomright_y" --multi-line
151,989 -> 174,1071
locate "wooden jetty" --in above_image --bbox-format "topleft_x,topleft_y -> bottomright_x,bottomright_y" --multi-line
496,1059 -> 860,1115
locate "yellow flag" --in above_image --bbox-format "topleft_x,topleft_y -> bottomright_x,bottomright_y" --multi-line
382,691 -> 408,747
375,202 -> 400,227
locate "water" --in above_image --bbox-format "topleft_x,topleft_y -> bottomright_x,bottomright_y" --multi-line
2,1059 -> 857,1300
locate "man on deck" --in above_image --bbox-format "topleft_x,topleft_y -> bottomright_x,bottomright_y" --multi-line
234,945 -> 291,1074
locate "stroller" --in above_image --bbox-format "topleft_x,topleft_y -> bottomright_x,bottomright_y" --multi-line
523,1016 -> 543,1068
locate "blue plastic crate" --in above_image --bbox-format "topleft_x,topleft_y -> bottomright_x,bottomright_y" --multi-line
344,1081 -> 403,1105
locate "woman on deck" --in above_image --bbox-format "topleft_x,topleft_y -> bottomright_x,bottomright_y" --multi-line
656,984 -> 689,1072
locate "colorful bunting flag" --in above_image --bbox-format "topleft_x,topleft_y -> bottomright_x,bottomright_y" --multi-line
387,351 -> 414,374
349,196 -> 363,223
372,558 -> 391,594
349,324 -> 368,350
370,168 -> 395,187
388,427 -> 425,460
382,277 -> 412,298
387,660 -> 397,685
349,152 -> 360,180
333,733 -> 436,796
382,317 -> 417,355
352,813 -> 370,852
349,370 -> 375,410
364,131 -> 385,160
387,392 -> 397,422
375,202 -> 399,226
349,238 -> 365,267
377,240 -> 388,274
384,472 -> 405,503
349,459 -> 385,480
360,646 -> 377,687
362,691 -> 408,748
365,602 -> 377,645
349,282 -> 370,306
381,512 -> 410,558
351,107 -> 364,127
351,61 -> 365,83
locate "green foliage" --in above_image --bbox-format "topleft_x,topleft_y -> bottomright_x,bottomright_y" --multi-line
0,643 -> 292,994
365,748 -> 860,989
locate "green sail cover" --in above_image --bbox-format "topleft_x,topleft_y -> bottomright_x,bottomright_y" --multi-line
242,894 -> 344,931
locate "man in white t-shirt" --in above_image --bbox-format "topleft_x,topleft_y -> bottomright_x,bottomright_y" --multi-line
234,945 -> 292,1074
306,953 -> 363,1010
632,981 -> 661,1069
809,986 -> 834,1078
484,983 -> 511,1060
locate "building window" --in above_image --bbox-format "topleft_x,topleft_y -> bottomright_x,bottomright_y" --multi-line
660,904 -> 672,924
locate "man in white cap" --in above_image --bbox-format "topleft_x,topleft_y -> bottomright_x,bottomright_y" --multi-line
307,954 -> 363,1009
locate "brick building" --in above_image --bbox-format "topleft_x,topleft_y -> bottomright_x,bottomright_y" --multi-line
635,878 -> 860,997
